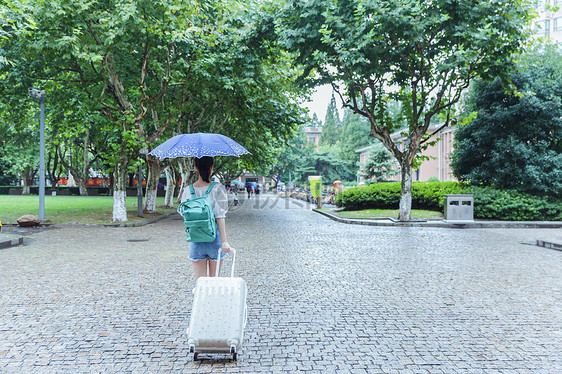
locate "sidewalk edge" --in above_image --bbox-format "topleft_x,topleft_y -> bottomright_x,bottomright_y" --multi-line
313,209 -> 562,229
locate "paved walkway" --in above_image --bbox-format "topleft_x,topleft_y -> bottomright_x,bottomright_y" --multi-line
0,194 -> 561,373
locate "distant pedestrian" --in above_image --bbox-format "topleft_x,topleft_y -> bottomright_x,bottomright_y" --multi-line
232,187 -> 239,206
246,184 -> 252,199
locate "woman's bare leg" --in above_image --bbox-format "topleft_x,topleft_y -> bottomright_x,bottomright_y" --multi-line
208,259 -> 222,277
192,260 -> 209,280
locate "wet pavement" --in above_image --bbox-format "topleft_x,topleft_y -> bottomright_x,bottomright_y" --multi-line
0,194 -> 561,373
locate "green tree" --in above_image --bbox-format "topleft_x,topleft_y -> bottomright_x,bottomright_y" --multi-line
0,110 -> 39,194
268,123 -> 355,186
309,150 -> 355,183
362,143 -> 400,182
278,0 -> 533,220
267,126 -> 313,185
153,2 -> 305,204
452,46 -> 562,197
0,0 -> 35,67
338,108 -> 372,165
320,93 -> 340,146
12,0 -> 231,220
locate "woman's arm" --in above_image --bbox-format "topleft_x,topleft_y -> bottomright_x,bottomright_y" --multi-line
216,217 -> 230,253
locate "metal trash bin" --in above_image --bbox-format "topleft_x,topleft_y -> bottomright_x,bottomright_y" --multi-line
444,194 -> 474,221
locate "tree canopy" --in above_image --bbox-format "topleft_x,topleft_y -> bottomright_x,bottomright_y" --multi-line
0,0 -> 305,220
452,46 -> 562,197
277,0 -> 533,220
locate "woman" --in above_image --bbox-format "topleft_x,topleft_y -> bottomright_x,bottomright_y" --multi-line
181,156 -> 230,279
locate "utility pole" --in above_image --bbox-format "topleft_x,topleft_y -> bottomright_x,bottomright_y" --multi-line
28,88 -> 46,220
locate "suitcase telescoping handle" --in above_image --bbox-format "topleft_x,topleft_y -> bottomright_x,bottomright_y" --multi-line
215,247 -> 236,278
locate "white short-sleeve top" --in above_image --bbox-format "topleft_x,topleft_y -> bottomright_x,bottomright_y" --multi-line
180,183 -> 228,218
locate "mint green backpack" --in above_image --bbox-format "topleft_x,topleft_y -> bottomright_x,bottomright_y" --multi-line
177,182 -> 217,242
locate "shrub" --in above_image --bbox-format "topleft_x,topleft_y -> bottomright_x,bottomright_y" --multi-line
0,186 -> 111,196
0,186 -> 15,194
412,181 -> 469,210
471,186 -> 562,221
336,182 -> 402,210
335,181 -> 562,221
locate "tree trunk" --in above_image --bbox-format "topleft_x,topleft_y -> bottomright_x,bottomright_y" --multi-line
112,157 -> 129,222
176,158 -> 195,204
21,169 -> 33,195
163,166 -> 176,208
80,129 -> 90,196
398,158 -> 413,221
143,155 -> 162,213
78,181 -> 88,196
72,172 -> 89,197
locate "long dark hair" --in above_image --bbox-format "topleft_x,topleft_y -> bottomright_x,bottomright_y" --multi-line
194,156 -> 214,183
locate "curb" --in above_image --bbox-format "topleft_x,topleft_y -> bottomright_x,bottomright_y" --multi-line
536,238 -> 562,251
313,209 -> 562,229
100,211 -> 178,228
0,212 -> 178,249
0,233 -> 24,249
0,211 -> 178,229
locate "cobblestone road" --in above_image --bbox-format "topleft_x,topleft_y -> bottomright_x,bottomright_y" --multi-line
1,194 -> 561,373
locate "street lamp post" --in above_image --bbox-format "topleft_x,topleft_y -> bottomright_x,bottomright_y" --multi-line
28,88 -> 46,220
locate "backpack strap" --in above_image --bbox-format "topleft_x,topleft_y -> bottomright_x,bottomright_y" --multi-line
188,182 -> 217,198
204,181 -> 217,196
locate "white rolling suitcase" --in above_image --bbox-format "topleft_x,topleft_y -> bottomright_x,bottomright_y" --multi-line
187,247 -> 247,361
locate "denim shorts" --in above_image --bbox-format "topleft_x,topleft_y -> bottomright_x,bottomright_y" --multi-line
189,234 -> 227,262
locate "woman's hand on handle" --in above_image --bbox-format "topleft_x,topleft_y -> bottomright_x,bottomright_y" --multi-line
221,241 -> 231,253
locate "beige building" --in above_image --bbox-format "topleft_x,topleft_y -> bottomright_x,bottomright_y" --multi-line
304,127 -> 322,151
533,0 -> 562,43
357,125 -> 456,183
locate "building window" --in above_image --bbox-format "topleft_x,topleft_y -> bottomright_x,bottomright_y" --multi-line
415,168 -> 420,181
308,136 -> 316,144
535,20 -> 550,35
535,0 -> 550,9
554,18 -> 562,32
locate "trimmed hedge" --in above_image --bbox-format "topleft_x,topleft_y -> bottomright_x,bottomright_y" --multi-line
335,181 -> 562,221
469,186 -> 562,221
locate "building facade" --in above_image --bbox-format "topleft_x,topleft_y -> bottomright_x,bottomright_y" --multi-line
533,0 -> 562,44
304,127 -> 322,151
357,125 -> 456,184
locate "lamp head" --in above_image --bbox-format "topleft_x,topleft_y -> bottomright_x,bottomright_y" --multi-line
28,88 -> 45,99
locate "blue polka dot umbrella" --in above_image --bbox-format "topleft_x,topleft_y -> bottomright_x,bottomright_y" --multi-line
148,133 -> 251,159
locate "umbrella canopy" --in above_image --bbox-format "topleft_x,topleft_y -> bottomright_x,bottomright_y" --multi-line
148,133 -> 250,159
230,181 -> 244,186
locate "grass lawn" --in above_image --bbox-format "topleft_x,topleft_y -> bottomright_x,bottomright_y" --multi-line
332,208 -> 444,220
0,195 -> 177,224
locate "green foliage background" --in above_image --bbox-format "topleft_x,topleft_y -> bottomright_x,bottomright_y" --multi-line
452,46 -> 562,197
